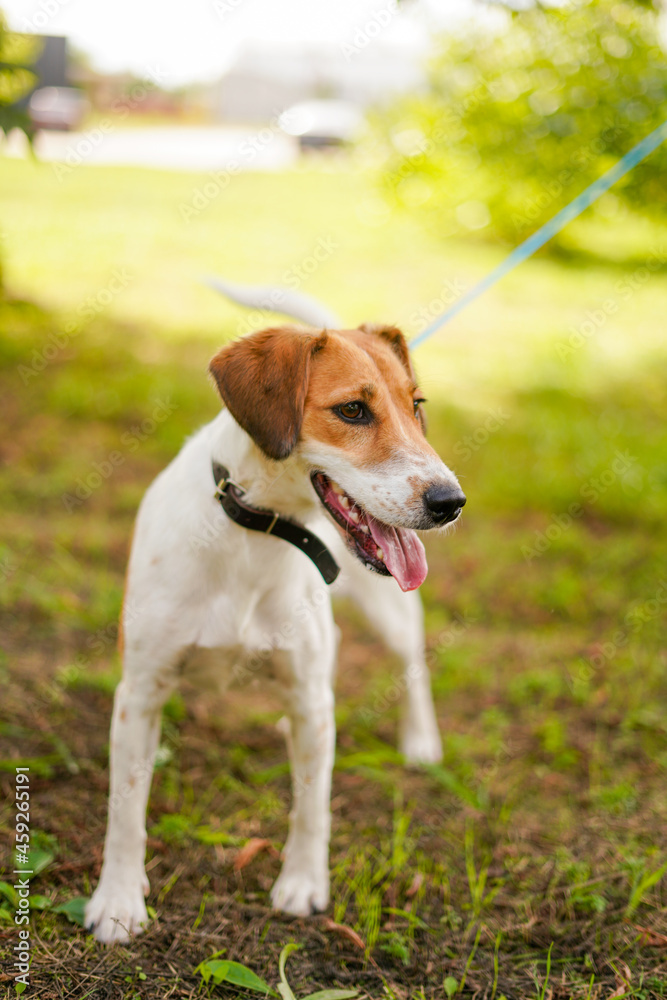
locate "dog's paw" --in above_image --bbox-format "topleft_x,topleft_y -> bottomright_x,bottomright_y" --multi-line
270,867 -> 329,917
85,880 -> 150,944
401,726 -> 443,766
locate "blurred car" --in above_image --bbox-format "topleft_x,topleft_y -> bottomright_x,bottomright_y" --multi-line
279,99 -> 364,150
28,87 -> 89,131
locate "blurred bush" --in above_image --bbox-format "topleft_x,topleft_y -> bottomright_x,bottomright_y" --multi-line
371,0 -> 667,249
0,15 -> 40,292
0,15 -> 38,138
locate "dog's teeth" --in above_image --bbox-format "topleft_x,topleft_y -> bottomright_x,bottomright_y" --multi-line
350,510 -> 359,523
341,496 -> 350,509
376,547 -> 384,560
361,525 -> 369,534
331,481 -> 344,496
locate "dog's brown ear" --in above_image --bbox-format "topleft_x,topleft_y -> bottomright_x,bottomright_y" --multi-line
358,323 -> 416,380
209,326 -> 328,460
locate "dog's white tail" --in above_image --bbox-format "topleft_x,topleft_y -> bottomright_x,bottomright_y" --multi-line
205,276 -> 342,329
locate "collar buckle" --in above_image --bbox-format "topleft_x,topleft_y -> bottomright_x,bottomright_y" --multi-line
214,474 -> 246,498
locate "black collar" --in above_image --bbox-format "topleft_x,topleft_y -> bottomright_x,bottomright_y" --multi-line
212,461 -> 340,585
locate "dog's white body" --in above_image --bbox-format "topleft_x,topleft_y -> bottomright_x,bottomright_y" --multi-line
86,291 -> 464,944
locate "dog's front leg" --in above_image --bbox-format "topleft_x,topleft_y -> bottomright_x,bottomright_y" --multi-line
85,671 -> 174,943
271,627 -> 336,916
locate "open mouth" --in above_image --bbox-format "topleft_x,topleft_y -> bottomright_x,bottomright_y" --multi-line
310,471 -> 428,592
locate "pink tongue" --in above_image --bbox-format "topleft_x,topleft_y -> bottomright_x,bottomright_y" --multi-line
367,518 -> 428,592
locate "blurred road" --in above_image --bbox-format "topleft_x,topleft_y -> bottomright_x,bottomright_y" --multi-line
3,125 -> 299,171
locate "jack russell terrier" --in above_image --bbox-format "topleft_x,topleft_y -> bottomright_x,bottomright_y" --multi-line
85,282 -> 465,943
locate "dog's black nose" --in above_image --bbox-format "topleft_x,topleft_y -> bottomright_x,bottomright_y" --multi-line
424,484 -> 466,524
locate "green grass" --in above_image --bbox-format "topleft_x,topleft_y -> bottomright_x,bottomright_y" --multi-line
0,155 -> 666,998
2,154 -> 667,398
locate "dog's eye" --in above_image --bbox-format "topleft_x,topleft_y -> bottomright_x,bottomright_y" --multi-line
335,401 -> 369,423
413,397 -> 426,417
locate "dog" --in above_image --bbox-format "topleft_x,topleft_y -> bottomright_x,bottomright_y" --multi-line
85,284 -> 465,943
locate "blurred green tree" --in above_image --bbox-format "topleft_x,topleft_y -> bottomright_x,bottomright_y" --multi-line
0,14 -> 39,292
373,0 -> 667,248
0,15 -> 38,139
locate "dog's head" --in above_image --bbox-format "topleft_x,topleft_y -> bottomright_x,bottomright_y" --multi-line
210,324 -> 465,591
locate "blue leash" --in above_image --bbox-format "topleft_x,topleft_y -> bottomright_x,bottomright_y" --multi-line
410,119 -> 667,349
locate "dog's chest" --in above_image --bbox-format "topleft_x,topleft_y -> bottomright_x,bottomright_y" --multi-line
178,585 -> 307,693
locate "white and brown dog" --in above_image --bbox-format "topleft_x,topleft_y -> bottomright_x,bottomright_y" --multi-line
85,285 -> 465,943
